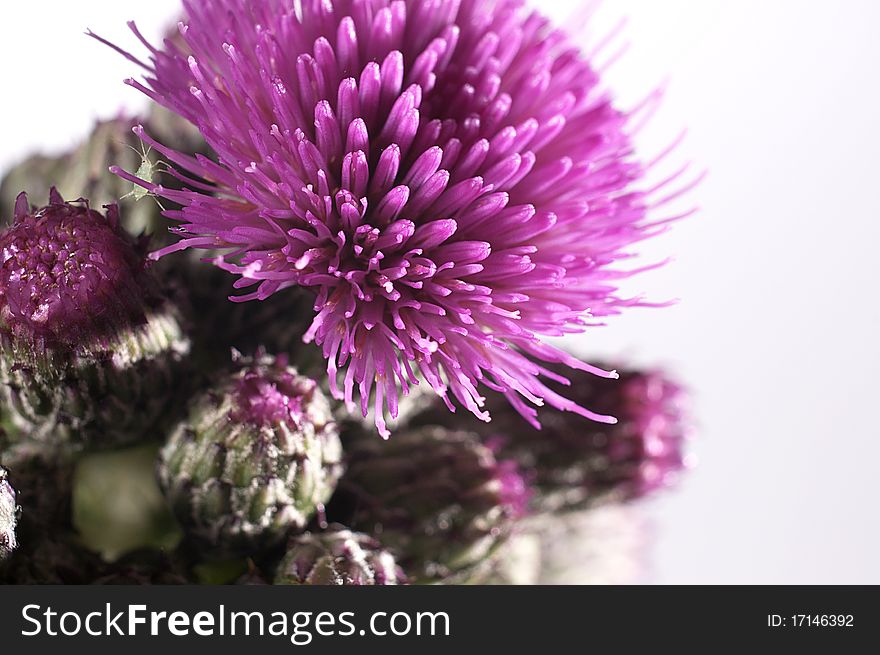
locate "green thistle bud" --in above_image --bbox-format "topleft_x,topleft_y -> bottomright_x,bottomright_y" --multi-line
275,527 -> 406,585
0,191 -> 191,453
343,427 -> 527,584
0,466 -> 18,561
158,354 -> 343,555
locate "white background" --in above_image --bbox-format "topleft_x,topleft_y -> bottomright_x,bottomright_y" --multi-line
1,1 -> 878,584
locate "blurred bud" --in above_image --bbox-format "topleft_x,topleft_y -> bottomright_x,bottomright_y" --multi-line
343,427 -> 527,584
413,364 -> 692,513
72,444 -> 181,561
275,526 -> 406,585
0,191 -> 190,453
236,561 -> 270,585
158,354 -> 343,555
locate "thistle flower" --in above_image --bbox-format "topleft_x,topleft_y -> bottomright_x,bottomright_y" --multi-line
0,190 -> 191,451
158,354 -> 343,555
102,0 -> 691,437
414,364 -> 690,513
275,526 -> 406,585
0,466 -> 18,561
342,426 -> 526,583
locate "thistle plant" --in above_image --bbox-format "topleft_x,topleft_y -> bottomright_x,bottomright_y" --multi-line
0,0 -> 694,585
0,190 -> 190,454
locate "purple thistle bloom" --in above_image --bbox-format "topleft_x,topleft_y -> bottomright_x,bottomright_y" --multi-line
0,189 -> 190,451
0,189 -> 158,351
101,0 -> 689,437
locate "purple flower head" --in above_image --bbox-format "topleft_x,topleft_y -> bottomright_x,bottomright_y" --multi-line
102,0 -> 690,437
230,353 -> 318,428
0,189 -> 157,350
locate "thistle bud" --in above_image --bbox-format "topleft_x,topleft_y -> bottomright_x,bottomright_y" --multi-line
158,354 -> 343,555
413,365 -> 691,513
0,191 -> 190,452
275,527 -> 406,585
343,427 -> 527,584
0,466 -> 18,561
515,367 -> 691,512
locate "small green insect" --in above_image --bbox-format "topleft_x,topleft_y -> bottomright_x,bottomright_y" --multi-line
120,141 -> 170,208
